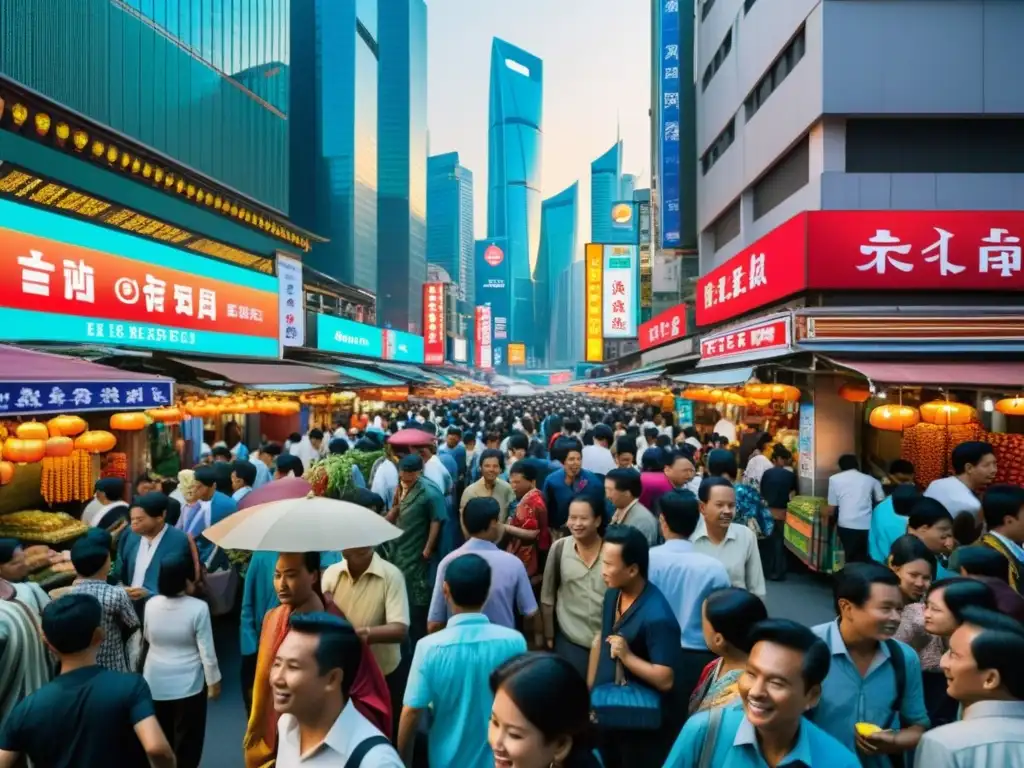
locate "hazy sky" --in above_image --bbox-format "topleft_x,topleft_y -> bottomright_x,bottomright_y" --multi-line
426,0 -> 651,250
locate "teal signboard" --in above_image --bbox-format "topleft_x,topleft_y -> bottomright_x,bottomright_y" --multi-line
384,329 -> 425,364
317,314 -> 383,358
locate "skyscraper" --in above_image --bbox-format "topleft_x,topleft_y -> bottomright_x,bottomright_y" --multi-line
535,182 -> 578,365
487,38 -> 543,361
427,152 -> 475,306
620,173 -> 637,202
591,140 -> 623,243
379,0 -> 428,332
290,0 -> 378,290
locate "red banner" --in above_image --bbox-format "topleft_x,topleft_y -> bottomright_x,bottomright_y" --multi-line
639,304 -> 688,351
422,283 -> 445,365
807,211 -> 1024,291
700,316 -> 790,362
475,305 -> 492,370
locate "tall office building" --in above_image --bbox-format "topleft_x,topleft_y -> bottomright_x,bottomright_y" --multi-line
551,260 -> 587,367
535,182 -> 579,365
621,173 -> 637,202
487,37 -> 544,360
379,0 -> 428,332
290,0 -> 378,290
591,141 -> 623,243
427,152 -> 475,305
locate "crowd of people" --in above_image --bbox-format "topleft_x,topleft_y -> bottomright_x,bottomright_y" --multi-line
0,393 -> 1022,767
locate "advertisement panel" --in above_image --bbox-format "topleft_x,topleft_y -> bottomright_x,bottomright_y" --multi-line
639,304 -> 687,351
383,329 -> 425,364
276,252 -> 305,349
0,197 -> 279,357
608,201 -> 639,245
507,343 -> 527,366
659,0 -> 682,248
475,238 -> 510,365
475,305 -> 493,370
585,243 -> 603,362
422,282 -> 446,365
316,314 -> 383,358
452,337 -> 468,363
700,315 -> 791,364
696,214 -> 808,327
652,251 -> 682,294
602,244 -> 639,338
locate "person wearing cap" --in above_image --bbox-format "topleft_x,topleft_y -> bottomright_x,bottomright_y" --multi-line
117,492 -> 192,611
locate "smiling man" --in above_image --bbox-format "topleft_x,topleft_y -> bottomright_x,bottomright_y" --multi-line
688,477 -> 766,598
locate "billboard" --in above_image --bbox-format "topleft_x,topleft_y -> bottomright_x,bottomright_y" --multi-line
383,329 -> 425,364
585,243 -> 603,362
602,244 -> 639,338
317,314 -> 384,358
475,305 -> 493,370
658,0 -> 682,248
475,237 -> 510,367
276,253 -> 305,349
422,282 -> 446,365
507,343 -> 527,366
452,337 -> 468,363
608,201 -> 639,245
639,303 -> 687,351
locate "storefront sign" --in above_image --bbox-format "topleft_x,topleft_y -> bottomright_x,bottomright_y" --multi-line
585,243 -> 603,362
700,316 -> 791,363
276,252 -> 305,348
383,329 -> 425,364
316,314 -> 383,358
0,380 -> 174,417
422,282 -> 446,365
658,0 -> 682,248
507,343 -> 527,366
475,305 -> 493,370
807,211 -> 1024,291
0,197 -> 279,357
696,214 -> 808,327
639,304 -> 687,351
603,244 -> 638,338
798,404 -> 815,482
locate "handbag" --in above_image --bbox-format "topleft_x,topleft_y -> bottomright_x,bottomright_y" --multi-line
590,656 -> 662,730
203,545 -> 239,617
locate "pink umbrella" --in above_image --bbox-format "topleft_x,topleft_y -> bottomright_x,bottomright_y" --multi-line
238,476 -> 312,510
387,429 -> 436,447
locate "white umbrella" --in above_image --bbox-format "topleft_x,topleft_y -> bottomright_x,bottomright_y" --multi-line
202,493 -> 403,552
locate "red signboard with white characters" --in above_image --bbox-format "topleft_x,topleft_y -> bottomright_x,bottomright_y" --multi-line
483,244 -> 504,267
475,305 -> 493,370
422,283 -> 446,365
806,211 -> 1024,291
639,304 -> 688,351
696,214 -> 808,327
700,316 -> 791,363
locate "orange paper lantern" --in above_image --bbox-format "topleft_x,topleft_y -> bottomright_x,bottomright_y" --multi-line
75,431 -> 117,454
869,404 -> 920,431
47,414 -> 87,437
723,392 -> 748,407
147,407 -> 182,423
919,400 -> 977,426
769,384 -> 801,402
681,388 -> 711,402
110,412 -> 148,431
45,436 -> 74,457
995,398 -> 1024,416
3,438 -> 46,464
15,422 -> 48,440
744,383 -> 772,399
839,383 -> 871,403
0,461 -> 13,485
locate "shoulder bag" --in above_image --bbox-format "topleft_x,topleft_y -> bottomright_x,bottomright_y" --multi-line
696,705 -> 725,768
203,545 -> 239,617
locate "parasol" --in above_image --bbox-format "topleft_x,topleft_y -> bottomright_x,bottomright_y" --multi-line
387,429 -> 436,447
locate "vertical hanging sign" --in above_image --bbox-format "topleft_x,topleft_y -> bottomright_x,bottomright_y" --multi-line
422,282 -> 446,365
585,243 -> 604,362
475,305 -> 493,370
276,252 -> 305,352
659,0 -> 682,248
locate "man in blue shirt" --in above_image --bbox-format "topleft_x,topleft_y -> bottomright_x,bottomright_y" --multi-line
666,619 -> 861,768
438,426 -> 467,485
543,437 -> 602,532
397,554 -> 526,768
869,483 -> 919,564
809,563 -> 929,767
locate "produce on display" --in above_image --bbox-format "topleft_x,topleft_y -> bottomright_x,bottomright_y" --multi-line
40,449 -> 93,505
0,510 -> 87,544
784,496 -> 843,574
308,449 -> 384,500
900,422 -> 985,488
101,452 -> 129,481
987,432 -> 1024,487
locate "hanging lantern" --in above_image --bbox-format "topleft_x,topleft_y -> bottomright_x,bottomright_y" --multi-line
46,414 -> 87,437
749,398 -> 772,407
185,402 -> 218,418
869,404 -> 920,431
995,398 -> 1024,416
769,384 -> 801,402
147,407 -> 183,423
839,383 -> 871,403
44,436 -> 75,458
110,412 -> 148,431
74,430 -> 118,454
744,383 -> 772,399
0,461 -> 13,486
919,400 -> 978,426
15,422 -> 49,440
708,389 -> 727,402
3,438 -> 46,464
723,392 -> 747,407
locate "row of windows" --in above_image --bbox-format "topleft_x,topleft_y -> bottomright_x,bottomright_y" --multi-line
701,119 -> 735,175
701,29 -> 733,92
745,27 -> 806,121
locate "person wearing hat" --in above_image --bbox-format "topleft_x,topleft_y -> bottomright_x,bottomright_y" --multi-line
386,453 -> 448,645
81,478 -> 130,530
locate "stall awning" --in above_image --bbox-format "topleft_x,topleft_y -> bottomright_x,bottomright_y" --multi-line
827,358 -> 1024,389
672,366 -> 755,387
374,362 -> 442,384
0,345 -> 169,382
330,366 -> 403,386
171,358 -> 340,386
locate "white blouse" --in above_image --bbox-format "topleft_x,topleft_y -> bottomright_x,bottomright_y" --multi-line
143,595 -> 221,700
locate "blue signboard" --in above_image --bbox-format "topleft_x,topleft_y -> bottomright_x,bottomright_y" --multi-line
475,238 -> 511,369
674,397 -> 694,427
659,0 -> 681,249
609,200 -> 639,245
316,314 -> 383,358
0,380 -> 174,417
384,329 -> 425,364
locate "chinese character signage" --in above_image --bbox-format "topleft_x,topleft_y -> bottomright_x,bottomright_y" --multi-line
609,201 -> 639,245
696,214 -> 808,327
0,380 -> 174,417
383,329 -> 425,364
639,304 -> 687,351
494,316 -> 508,340
422,282 -> 446,365
316,314 -> 383,358
659,0 -> 682,249
475,305 -> 493,370
585,244 -> 604,362
507,343 -> 527,366
806,211 -> 1024,292
0,197 -> 279,357
276,252 -> 305,349
602,245 -> 638,338
700,315 -> 791,363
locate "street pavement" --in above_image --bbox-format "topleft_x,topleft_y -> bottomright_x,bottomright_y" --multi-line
199,569 -> 837,767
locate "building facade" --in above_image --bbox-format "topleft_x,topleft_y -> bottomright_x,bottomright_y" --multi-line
427,152 -> 475,305
378,0 -> 428,332
487,38 -> 544,360
291,0 -> 379,291
696,0 -> 1024,274
551,259 -> 587,368
536,182 -> 579,365
590,141 -> 623,243
621,173 -> 637,202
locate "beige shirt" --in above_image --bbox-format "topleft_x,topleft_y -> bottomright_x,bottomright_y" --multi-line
689,519 -> 766,598
914,700 -> 1024,768
322,553 -> 410,675
611,500 -> 661,547
460,478 -> 516,522
540,537 -> 607,648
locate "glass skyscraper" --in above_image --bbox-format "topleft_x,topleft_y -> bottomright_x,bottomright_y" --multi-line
591,140 -> 622,243
487,37 -> 543,360
535,182 -> 578,365
621,173 -> 637,202
378,0 -> 428,332
427,152 -> 475,306
290,0 -> 378,290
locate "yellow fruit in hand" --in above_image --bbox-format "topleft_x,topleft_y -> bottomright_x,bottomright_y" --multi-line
856,722 -> 882,737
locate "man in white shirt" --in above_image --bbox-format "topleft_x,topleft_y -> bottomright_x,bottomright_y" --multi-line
274,612 -> 402,768
582,424 -> 617,476
742,433 -> 774,490
689,477 -> 766,598
925,440 -> 997,521
825,454 -> 884,564
712,411 -> 738,446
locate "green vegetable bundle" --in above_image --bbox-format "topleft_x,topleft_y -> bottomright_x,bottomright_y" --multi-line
313,450 -> 384,500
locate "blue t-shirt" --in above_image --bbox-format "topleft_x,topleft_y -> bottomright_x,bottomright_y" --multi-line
869,496 -> 908,563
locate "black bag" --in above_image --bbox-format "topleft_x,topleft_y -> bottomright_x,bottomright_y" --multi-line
343,735 -> 392,768
884,639 -> 907,768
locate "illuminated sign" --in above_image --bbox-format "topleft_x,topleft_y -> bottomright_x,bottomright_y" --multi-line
383,329 -> 425,364
475,305 -> 493,370
659,0 -> 682,248
0,198 -> 278,357
316,314 -> 383,357
585,243 -> 603,362
602,244 -> 638,338
611,203 -> 633,224
276,252 -> 305,348
609,201 -> 639,245
483,244 -> 505,267
507,343 -> 526,366
423,282 -> 446,365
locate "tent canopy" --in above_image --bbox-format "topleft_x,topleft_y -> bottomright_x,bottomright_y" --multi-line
0,345 -> 170,382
